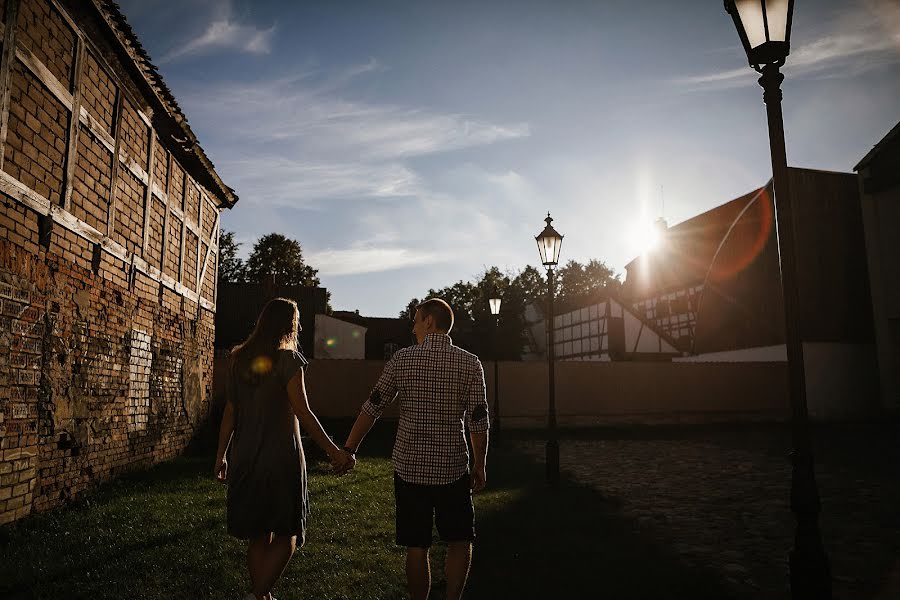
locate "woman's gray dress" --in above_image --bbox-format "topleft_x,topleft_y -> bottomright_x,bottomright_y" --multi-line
226,349 -> 310,542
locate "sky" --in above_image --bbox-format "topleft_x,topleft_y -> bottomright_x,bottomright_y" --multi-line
118,0 -> 900,317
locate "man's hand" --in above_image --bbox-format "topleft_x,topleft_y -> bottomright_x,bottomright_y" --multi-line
214,457 -> 228,483
471,464 -> 486,492
331,449 -> 356,476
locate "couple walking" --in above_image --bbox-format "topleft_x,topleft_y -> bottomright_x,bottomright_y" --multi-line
215,297 -> 490,600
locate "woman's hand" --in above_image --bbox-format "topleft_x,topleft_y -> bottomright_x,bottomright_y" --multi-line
330,449 -> 356,476
214,457 -> 228,483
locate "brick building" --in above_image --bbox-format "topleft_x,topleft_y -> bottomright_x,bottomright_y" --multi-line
0,0 -> 236,525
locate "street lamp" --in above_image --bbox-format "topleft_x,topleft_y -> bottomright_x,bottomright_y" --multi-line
535,213 -> 563,485
724,1 -> 832,598
489,297 -> 502,436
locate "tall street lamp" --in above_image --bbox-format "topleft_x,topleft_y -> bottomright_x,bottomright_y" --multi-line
489,296 -> 502,436
535,213 -> 563,485
724,2 -> 831,598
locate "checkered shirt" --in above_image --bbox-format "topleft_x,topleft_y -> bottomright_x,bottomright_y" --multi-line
361,333 -> 489,485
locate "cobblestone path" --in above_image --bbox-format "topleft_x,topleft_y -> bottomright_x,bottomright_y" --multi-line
512,424 -> 900,599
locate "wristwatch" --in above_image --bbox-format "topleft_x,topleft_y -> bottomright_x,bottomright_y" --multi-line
343,446 -> 356,455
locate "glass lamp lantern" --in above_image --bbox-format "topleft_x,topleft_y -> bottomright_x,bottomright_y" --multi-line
489,298 -> 502,316
724,0 -> 794,69
535,213 -> 563,267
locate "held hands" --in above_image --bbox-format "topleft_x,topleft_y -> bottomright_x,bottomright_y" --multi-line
330,448 -> 356,476
471,463 -> 486,493
214,457 -> 228,483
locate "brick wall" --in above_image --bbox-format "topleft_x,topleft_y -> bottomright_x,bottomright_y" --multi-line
0,0 -> 229,525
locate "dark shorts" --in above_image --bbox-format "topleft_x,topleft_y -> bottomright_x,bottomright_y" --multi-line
393,472 -> 475,548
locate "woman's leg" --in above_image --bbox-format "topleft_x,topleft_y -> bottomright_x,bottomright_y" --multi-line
247,534 -> 273,598
256,534 -> 297,596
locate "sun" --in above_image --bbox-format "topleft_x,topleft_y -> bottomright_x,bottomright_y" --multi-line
632,221 -> 662,255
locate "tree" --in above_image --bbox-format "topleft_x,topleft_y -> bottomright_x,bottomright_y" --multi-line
244,233 -> 321,287
556,259 -> 620,307
217,229 -> 245,284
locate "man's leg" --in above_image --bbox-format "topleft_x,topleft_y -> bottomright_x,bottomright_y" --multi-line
445,541 -> 472,600
406,547 -> 431,600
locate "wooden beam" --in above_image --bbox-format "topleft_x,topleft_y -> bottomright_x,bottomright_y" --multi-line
0,0 -> 21,173
63,37 -> 85,210
0,169 -> 51,215
195,186 -> 204,291
197,210 -> 219,299
14,45 -> 74,110
0,169 -> 215,311
78,106 -> 115,153
106,90 -> 124,236
159,150 -> 172,272
213,212 -> 221,305
141,133 -> 155,255
178,170 -> 187,285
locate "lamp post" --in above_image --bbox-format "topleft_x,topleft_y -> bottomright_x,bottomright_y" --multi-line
489,297 -> 502,436
724,2 -> 831,598
535,213 -> 563,485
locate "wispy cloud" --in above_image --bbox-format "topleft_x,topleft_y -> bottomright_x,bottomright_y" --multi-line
160,1 -> 275,63
193,59 -> 533,278
674,0 -> 900,90
307,246 -> 447,276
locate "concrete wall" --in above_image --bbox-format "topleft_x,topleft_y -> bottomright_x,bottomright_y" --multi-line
675,343 -> 880,419
214,358 -> 792,427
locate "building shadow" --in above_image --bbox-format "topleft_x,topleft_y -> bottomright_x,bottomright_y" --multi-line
466,444 -> 743,600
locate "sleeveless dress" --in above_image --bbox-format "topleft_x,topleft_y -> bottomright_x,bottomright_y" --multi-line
225,349 -> 310,543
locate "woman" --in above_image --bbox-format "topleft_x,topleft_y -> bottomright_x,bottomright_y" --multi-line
214,297 -> 355,600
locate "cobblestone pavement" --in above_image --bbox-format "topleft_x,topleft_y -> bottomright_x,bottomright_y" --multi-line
512,423 -> 900,600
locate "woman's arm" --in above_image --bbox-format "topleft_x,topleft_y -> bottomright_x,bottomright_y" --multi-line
215,400 -> 235,481
287,369 -> 354,473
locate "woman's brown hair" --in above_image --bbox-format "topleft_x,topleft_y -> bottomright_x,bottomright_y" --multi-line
230,297 -> 300,385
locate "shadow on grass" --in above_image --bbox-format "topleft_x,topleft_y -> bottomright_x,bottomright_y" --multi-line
467,444 -> 742,600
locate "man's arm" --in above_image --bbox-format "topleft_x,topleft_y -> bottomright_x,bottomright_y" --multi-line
469,430 -> 488,492
344,412 -> 376,453
465,359 -> 490,492
345,356 -> 399,453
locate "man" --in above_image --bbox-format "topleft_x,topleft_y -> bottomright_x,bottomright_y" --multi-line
344,298 -> 489,600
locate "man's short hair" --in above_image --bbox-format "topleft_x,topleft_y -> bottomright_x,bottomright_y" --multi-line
417,298 -> 454,332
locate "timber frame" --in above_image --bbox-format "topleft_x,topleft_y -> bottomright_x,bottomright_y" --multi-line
0,0 -> 232,312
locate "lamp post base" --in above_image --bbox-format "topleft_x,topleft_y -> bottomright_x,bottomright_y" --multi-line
789,449 -> 832,599
546,438 -> 559,485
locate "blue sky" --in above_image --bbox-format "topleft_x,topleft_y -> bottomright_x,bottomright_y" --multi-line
119,0 -> 900,316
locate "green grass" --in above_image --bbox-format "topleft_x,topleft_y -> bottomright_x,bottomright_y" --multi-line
0,428 -> 742,599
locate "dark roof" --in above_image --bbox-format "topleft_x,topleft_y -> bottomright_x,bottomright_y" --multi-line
90,1 -> 237,207
855,120 -> 900,171
623,182 -> 770,300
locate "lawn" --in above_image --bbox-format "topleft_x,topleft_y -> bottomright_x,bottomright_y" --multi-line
0,425 -> 741,599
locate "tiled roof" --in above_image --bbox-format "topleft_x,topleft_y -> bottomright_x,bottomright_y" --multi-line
90,1 -> 237,207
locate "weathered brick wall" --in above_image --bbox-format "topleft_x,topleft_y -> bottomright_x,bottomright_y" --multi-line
0,0 -> 228,525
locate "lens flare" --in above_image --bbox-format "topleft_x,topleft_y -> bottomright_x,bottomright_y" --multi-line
250,355 -> 273,375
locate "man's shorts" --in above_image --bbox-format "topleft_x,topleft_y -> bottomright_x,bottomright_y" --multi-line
393,472 -> 475,548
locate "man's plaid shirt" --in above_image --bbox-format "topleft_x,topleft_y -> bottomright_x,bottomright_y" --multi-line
361,333 -> 489,485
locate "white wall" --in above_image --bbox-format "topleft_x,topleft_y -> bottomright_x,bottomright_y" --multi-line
314,315 -> 366,359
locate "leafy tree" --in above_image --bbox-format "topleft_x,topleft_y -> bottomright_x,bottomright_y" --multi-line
217,229 -> 245,284
556,259 -> 620,308
244,233 -> 321,287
